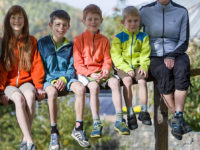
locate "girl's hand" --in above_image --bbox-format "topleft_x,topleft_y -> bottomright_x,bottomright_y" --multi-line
138,69 -> 148,78
54,79 -> 66,91
128,70 -> 135,78
0,94 -> 9,105
164,58 -> 175,70
36,89 -> 46,101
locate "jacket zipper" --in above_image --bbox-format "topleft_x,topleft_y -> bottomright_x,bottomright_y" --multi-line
92,34 -> 95,55
131,32 -> 134,69
162,8 -> 165,56
16,42 -> 20,87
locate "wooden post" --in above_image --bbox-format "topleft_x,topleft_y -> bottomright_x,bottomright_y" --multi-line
154,82 -> 168,150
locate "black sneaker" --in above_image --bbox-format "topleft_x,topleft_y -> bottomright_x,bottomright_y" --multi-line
168,118 -> 192,134
138,112 -> 152,125
127,114 -> 138,130
171,116 -> 183,140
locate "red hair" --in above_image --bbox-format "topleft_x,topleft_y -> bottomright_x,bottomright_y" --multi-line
1,5 -> 32,71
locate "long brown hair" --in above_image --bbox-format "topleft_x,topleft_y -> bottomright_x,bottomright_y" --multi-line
1,5 -> 32,71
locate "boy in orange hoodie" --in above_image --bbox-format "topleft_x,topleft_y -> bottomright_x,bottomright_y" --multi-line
73,4 -> 130,138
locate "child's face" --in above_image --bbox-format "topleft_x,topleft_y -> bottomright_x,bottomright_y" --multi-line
50,18 -> 69,41
10,13 -> 24,35
83,13 -> 102,34
122,15 -> 140,32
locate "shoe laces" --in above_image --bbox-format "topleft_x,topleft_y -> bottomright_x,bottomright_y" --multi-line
50,133 -> 59,145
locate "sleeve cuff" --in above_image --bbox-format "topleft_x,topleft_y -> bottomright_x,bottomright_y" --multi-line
51,79 -> 57,85
59,76 -> 68,85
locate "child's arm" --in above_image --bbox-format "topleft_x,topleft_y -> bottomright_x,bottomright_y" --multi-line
139,35 -> 151,74
73,38 -> 90,76
101,40 -> 112,77
111,37 -> 132,73
30,37 -> 45,98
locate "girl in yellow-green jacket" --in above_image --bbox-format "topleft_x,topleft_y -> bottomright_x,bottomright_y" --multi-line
111,6 -> 152,131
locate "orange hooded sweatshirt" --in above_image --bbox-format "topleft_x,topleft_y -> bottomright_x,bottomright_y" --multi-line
73,30 -> 111,76
0,36 -> 45,91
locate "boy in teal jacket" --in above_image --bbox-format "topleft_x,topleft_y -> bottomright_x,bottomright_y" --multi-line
111,6 -> 152,130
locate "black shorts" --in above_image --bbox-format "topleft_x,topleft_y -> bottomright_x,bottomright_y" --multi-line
150,54 -> 190,94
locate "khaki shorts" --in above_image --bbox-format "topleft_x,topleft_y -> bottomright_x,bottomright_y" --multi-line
4,82 -> 36,100
116,67 -> 146,82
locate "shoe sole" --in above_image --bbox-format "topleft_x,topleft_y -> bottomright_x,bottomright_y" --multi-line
71,133 -> 90,148
171,130 -> 182,140
128,124 -> 138,130
49,144 -> 60,150
90,134 -> 102,138
138,117 -> 152,126
114,127 -> 130,135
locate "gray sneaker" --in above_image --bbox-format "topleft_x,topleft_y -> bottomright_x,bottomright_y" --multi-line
71,128 -> 90,148
19,141 -> 27,150
49,133 -> 60,150
27,144 -> 37,150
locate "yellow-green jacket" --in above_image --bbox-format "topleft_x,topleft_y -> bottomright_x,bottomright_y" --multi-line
111,27 -> 151,73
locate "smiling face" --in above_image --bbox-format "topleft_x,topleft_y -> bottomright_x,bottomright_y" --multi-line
10,13 -> 24,36
49,17 -> 70,42
83,13 -> 102,34
122,15 -> 140,32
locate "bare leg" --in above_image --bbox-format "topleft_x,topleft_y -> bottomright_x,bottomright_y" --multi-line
45,86 -> 58,124
87,82 -> 100,118
138,79 -> 148,105
174,90 -> 187,112
70,82 -> 86,121
122,76 -> 133,107
162,93 -> 175,114
11,92 -> 33,143
108,77 -> 122,112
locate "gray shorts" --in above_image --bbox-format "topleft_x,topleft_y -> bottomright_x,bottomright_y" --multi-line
4,82 -> 36,100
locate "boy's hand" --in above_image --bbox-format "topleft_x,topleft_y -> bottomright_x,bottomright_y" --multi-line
90,73 -> 102,82
138,69 -> 148,78
101,69 -> 109,79
128,70 -> 135,78
0,94 -> 9,105
36,89 -> 46,101
54,79 -> 66,91
164,58 -> 174,70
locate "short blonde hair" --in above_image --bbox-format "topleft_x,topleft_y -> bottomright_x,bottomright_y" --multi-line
122,6 -> 140,20
83,4 -> 102,20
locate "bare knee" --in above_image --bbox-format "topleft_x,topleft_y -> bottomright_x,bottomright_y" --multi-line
108,78 -> 120,90
138,79 -> 146,86
12,92 -> 26,108
23,89 -> 36,103
123,77 -> 132,88
71,82 -> 86,96
45,86 -> 58,101
88,82 -> 100,95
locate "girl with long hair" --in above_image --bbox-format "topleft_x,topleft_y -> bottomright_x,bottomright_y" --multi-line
0,5 -> 46,150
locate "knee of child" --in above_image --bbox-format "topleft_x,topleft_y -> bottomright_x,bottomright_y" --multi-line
12,93 -> 26,108
23,89 -> 36,100
109,78 -> 120,88
46,86 -> 58,99
138,79 -> 146,85
123,77 -> 132,87
89,82 -> 100,94
75,84 -> 86,96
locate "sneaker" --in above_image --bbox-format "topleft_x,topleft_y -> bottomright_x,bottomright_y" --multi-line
71,128 -> 90,148
27,144 -> 37,150
138,112 -> 152,125
49,133 -> 60,150
114,119 -> 130,135
90,122 -> 103,138
168,118 -> 192,135
127,114 -> 138,130
171,116 -> 183,140
182,118 -> 192,134
19,141 -> 27,150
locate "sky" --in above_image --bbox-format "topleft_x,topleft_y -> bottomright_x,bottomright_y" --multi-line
54,0 -> 153,16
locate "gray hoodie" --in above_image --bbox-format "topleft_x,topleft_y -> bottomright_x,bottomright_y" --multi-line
140,1 -> 189,58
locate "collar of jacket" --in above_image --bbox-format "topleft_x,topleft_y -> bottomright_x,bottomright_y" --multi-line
85,29 -> 102,39
156,1 -> 172,9
123,27 -> 140,36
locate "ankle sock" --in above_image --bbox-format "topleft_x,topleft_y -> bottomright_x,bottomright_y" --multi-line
116,110 -> 123,121
93,116 -> 101,124
141,104 -> 147,112
127,106 -> 134,116
174,111 -> 183,118
51,123 -> 59,135
75,121 -> 83,131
